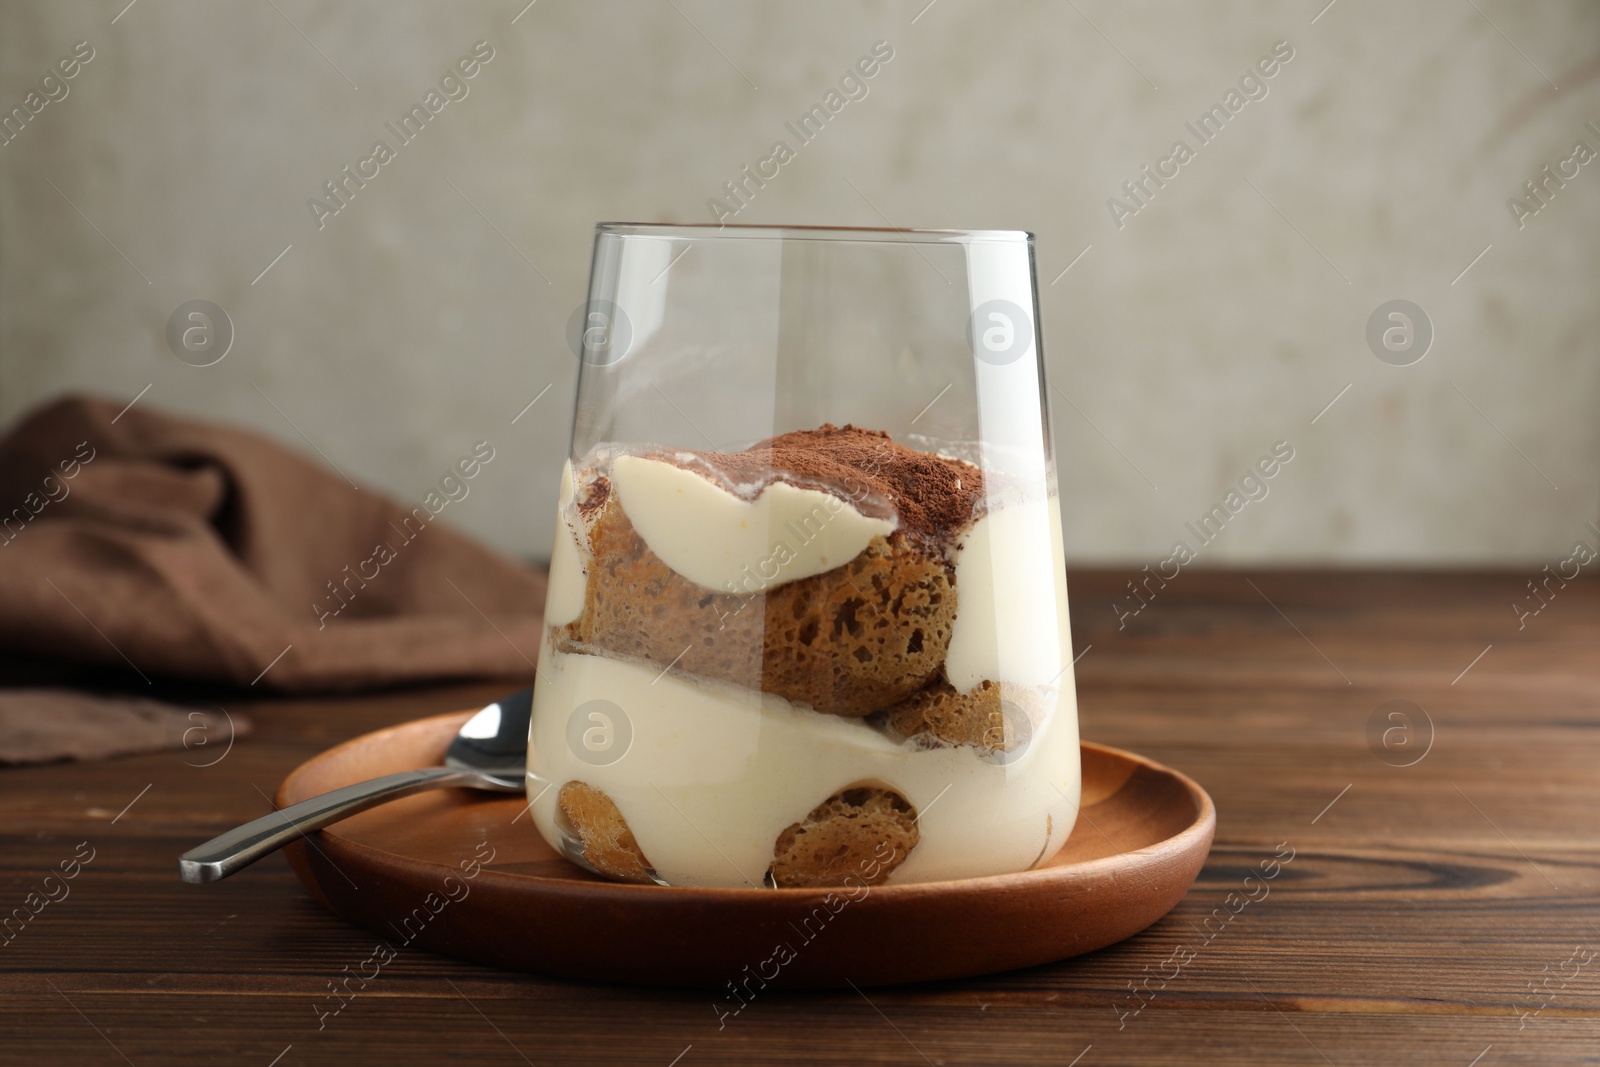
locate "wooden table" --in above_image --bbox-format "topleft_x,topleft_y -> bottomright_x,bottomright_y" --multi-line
3,571 -> 1597,1066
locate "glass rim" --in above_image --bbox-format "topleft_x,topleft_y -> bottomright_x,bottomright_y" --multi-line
594,221 -> 1033,245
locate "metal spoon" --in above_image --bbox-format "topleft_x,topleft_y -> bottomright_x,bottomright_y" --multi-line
180,689 -> 536,884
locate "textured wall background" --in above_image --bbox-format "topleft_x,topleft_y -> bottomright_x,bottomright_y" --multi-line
2,0 -> 1597,565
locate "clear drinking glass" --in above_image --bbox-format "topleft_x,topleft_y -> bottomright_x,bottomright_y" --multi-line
529,223 -> 1079,889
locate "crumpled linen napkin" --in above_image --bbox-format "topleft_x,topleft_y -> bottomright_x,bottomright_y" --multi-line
0,394 -> 547,701
0,689 -> 250,765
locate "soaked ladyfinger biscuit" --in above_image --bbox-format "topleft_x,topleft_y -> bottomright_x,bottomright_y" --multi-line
569,499 -> 956,716
556,780 -> 656,884
766,785 -> 919,888
879,680 -> 1044,755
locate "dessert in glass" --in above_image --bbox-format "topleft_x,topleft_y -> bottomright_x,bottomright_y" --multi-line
528,224 -> 1079,889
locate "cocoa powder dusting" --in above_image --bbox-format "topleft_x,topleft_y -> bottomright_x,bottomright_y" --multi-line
658,425 -> 984,549
576,474 -> 611,518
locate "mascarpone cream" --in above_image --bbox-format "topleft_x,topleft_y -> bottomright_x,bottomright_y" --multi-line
611,454 -> 896,593
944,497 -> 1071,692
544,461 -> 587,627
529,630 -> 1080,888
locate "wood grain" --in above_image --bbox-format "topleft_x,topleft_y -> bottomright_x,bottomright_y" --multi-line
2,570 -> 1597,1065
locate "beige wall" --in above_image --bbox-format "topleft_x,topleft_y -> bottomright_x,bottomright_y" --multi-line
2,0 -> 1597,565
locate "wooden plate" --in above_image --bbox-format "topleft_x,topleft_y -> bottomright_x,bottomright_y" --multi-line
278,711 -> 1214,988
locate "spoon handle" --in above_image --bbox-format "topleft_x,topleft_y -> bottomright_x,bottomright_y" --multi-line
179,767 -> 473,884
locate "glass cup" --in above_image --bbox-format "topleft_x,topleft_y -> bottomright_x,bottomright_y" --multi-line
529,223 -> 1079,889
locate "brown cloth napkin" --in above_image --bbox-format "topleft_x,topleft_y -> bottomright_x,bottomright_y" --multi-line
0,394 -> 546,693
0,690 -> 250,765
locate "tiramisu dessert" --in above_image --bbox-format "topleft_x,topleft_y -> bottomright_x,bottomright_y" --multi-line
528,425 -> 1080,888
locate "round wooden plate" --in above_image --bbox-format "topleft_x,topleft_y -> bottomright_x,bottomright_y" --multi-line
278,710 -> 1214,988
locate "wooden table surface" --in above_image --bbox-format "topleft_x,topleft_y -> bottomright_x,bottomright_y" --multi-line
2,570 -> 1597,1066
